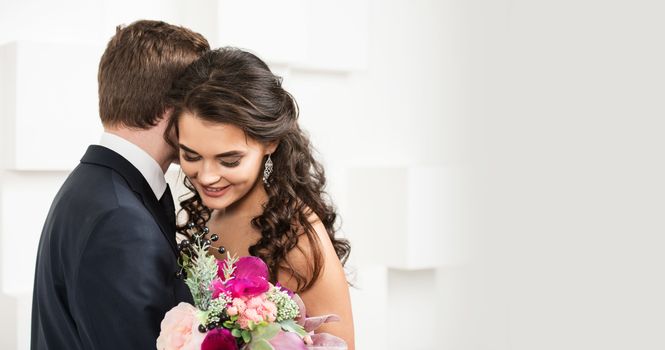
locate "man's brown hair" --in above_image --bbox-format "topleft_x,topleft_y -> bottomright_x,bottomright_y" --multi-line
98,20 -> 209,128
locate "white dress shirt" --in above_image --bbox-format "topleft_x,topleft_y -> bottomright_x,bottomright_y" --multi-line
99,132 -> 167,200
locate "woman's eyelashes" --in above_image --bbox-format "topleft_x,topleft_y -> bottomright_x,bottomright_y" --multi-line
182,153 -> 201,162
181,152 -> 241,168
220,159 -> 241,167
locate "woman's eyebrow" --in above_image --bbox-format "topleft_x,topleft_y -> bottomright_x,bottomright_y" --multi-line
179,144 -> 199,154
179,144 -> 243,157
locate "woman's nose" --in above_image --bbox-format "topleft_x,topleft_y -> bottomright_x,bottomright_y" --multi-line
198,162 -> 222,186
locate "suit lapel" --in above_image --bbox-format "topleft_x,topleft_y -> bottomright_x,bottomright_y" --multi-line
81,145 -> 178,256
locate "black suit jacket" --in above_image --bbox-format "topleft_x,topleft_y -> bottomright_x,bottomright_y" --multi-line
31,145 -> 192,350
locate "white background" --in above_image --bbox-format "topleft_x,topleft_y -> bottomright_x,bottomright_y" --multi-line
1,0 -> 664,349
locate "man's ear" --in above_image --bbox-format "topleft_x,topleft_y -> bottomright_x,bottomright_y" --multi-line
159,107 -> 175,122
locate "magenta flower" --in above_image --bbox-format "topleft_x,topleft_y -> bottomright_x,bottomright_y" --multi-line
201,328 -> 238,350
210,279 -> 227,299
235,256 -> 270,280
217,256 -> 269,280
213,256 -> 270,298
224,277 -> 270,298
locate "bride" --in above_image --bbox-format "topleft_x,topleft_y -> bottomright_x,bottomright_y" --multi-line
167,47 -> 355,348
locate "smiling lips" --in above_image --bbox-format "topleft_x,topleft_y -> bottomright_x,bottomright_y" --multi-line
201,184 -> 231,198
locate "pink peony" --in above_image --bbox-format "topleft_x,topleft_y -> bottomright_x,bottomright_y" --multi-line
156,302 -> 206,350
201,328 -> 238,350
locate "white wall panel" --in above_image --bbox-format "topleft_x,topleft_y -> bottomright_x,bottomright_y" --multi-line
387,269 -> 438,349
0,171 -> 69,294
0,171 -> 68,350
0,44 -> 18,169
349,264 -> 388,350
0,1 -> 105,46
99,0 -> 181,38
0,292 -> 18,350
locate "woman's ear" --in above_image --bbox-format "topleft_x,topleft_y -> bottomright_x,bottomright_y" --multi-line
266,141 -> 279,155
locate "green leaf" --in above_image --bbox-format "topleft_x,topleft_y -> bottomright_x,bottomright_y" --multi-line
279,319 -> 307,337
248,339 -> 274,350
241,329 -> 252,343
250,322 -> 281,342
231,328 -> 242,338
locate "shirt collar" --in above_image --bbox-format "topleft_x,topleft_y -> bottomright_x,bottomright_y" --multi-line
99,132 -> 167,199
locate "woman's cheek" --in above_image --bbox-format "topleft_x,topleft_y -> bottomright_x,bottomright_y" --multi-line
180,161 -> 197,179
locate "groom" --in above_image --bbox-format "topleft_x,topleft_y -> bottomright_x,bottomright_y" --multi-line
31,20 -> 209,349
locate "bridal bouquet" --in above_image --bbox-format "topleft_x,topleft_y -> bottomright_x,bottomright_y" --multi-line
156,225 -> 346,350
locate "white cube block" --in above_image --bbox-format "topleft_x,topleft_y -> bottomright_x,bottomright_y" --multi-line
301,0 -> 369,72
216,0 -> 368,72
347,166 -> 451,269
217,0 -> 308,65
0,41 -> 104,170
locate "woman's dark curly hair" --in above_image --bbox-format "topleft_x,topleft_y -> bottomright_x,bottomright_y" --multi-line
166,47 -> 350,292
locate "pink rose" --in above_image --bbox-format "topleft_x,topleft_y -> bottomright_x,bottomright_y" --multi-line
234,296 -> 278,329
244,308 -> 260,322
226,306 -> 238,316
247,296 -> 264,309
156,302 -> 206,350
264,302 -> 278,322
232,298 -> 247,313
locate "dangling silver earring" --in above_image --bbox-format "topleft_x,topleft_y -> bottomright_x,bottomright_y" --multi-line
263,154 -> 273,186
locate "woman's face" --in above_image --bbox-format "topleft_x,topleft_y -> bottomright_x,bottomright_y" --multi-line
177,111 -> 274,209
